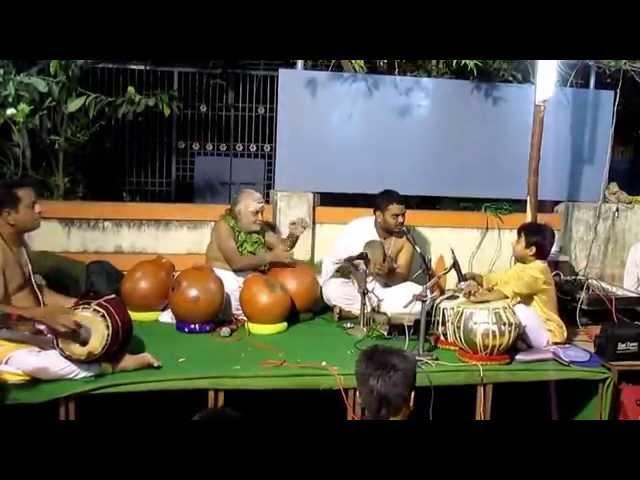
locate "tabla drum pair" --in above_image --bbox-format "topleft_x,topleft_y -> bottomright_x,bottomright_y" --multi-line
448,299 -> 521,365
432,293 -> 464,350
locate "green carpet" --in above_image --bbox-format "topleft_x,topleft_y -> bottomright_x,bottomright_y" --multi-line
0,314 -> 612,419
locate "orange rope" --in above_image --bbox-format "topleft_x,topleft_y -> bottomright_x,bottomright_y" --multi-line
213,333 -> 244,344
260,359 -> 355,419
248,339 -> 285,355
213,325 -> 356,419
212,329 -> 285,355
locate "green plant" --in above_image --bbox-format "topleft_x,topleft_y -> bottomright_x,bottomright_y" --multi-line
592,60 -> 640,81
40,60 -> 180,198
307,59 -> 534,84
388,59 -> 533,83
340,60 -> 367,73
0,60 -> 180,198
0,61 -> 50,178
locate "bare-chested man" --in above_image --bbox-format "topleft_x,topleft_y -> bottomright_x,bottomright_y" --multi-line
205,189 -> 308,321
320,189 -> 424,316
0,179 -> 160,383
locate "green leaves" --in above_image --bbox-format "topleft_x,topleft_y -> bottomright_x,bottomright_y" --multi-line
66,95 -> 87,113
317,60 -> 535,84
50,60 -> 61,76
20,76 -> 48,93
223,213 -> 267,259
350,60 -> 367,73
156,92 -> 173,117
14,102 -> 32,122
0,60 -> 179,198
87,96 -> 97,119
117,101 -> 127,119
453,60 -> 482,76
465,60 -> 481,75
107,86 -> 179,119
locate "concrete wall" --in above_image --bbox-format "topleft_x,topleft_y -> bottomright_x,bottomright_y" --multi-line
556,202 -> 639,285
26,220 -> 213,254
31,200 -> 563,283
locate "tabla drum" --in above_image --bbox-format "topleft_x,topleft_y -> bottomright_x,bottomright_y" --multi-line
432,294 -> 464,350
448,299 -> 521,365
54,294 -> 133,363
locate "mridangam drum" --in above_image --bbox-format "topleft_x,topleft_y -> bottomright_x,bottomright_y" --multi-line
449,300 -> 521,365
432,294 -> 465,350
54,294 -> 133,363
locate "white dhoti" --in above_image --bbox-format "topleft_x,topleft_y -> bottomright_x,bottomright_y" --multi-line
1,346 -> 103,381
214,267 -> 250,321
513,304 -> 551,349
320,215 -> 425,316
322,277 -> 423,316
158,267 -> 249,324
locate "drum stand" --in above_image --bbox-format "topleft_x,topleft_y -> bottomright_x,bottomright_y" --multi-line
358,267 -> 372,331
405,244 -> 467,357
406,275 -> 445,356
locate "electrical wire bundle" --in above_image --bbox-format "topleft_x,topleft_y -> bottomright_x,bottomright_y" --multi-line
554,273 -> 640,328
468,202 -> 514,274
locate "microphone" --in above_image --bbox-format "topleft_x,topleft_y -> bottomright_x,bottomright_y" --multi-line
343,252 -> 370,266
450,248 -> 466,284
402,227 -> 422,254
403,227 -> 429,257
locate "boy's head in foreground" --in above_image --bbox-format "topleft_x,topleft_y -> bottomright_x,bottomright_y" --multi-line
355,345 -> 417,420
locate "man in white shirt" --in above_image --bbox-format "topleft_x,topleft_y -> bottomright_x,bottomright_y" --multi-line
320,190 -> 424,316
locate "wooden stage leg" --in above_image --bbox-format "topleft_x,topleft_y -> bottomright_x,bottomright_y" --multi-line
474,384 -> 493,421
598,381 -> 606,420
549,381 -> 559,420
58,397 -> 76,421
58,398 -> 66,421
346,389 -> 363,420
475,385 -> 484,420
347,389 -> 356,420
355,390 -> 363,420
484,384 -> 494,420
207,390 -> 225,409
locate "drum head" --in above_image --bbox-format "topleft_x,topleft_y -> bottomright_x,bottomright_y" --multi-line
56,309 -> 110,362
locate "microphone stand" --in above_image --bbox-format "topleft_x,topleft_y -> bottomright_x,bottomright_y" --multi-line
403,227 -> 437,356
358,262 -> 372,331
407,266 -> 455,355
404,231 -> 468,356
405,228 -> 432,282
341,252 -> 374,336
